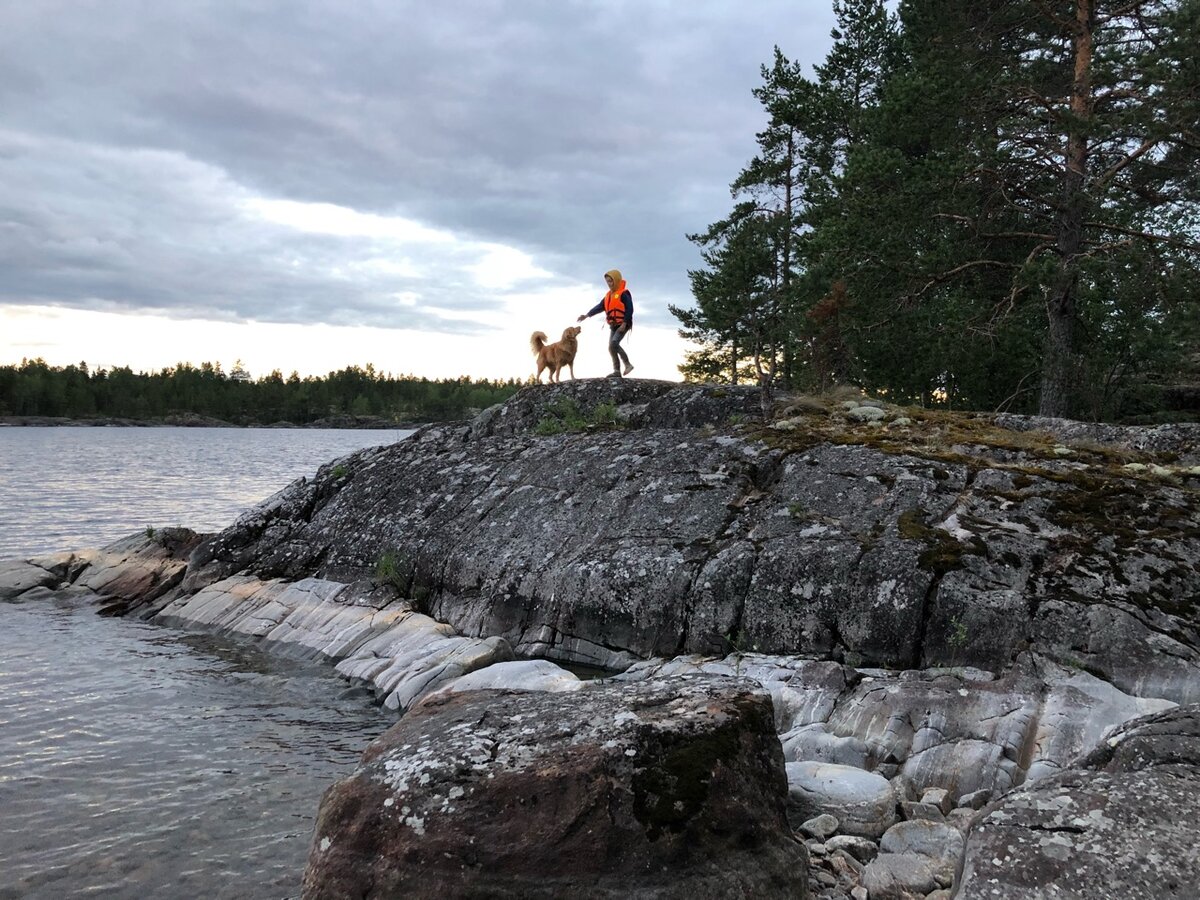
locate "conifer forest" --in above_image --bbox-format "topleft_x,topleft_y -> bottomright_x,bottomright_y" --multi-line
675,0 -> 1200,421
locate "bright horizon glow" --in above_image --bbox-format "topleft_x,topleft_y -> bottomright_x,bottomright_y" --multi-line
0,304 -> 691,383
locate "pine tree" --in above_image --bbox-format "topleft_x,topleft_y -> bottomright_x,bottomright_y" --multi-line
829,0 -> 1200,416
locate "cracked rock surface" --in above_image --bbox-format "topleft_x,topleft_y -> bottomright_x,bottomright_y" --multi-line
958,704 -> 1200,899
180,380 -> 1200,705
301,676 -> 807,899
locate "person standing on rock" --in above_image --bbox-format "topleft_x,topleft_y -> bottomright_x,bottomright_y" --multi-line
578,269 -> 634,378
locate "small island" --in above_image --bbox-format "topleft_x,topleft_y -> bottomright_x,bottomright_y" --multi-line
5,379 -> 1198,898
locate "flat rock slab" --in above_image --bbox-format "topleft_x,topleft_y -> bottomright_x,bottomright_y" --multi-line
302,675 -> 807,899
157,574 -> 514,712
0,559 -> 59,601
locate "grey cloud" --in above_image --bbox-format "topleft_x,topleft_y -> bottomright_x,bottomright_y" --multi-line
0,1 -> 837,330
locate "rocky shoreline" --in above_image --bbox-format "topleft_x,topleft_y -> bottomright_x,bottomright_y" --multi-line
3,379 -> 1198,898
0,413 -> 421,429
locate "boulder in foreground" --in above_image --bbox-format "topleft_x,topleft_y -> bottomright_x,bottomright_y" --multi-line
957,704 -> 1200,899
302,675 -> 808,899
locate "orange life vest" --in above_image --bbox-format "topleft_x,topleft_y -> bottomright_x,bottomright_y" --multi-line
603,282 -> 628,326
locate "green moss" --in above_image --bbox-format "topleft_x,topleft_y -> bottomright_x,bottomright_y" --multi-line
897,509 -> 929,541
948,616 -> 969,648
898,508 -> 985,574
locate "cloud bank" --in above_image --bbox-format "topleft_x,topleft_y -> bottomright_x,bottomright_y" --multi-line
0,1 -> 836,344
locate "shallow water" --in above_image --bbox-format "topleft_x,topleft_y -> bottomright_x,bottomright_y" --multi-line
0,426 -> 414,897
0,594 -> 391,900
0,425 -> 412,559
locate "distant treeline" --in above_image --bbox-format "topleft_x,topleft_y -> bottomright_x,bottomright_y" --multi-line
0,359 -> 523,424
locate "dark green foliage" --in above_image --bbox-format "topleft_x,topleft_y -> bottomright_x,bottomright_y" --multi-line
374,550 -> 411,592
0,358 -> 521,424
676,0 -> 1200,421
534,398 -> 624,435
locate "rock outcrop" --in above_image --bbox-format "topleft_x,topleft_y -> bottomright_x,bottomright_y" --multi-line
301,676 -> 808,899
5,379 -> 1200,899
178,380 -> 1200,706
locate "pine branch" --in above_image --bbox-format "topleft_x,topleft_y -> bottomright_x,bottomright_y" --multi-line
1092,136 -> 1162,191
911,259 -> 1020,303
1084,221 -> 1200,253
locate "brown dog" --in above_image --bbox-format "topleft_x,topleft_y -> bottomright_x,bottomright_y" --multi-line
530,326 -> 582,383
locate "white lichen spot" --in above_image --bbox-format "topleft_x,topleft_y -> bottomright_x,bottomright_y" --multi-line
319,837 -> 332,852
625,749 -> 637,757
404,815 -> 426,836
383,798 -> 395,808
449,786 -> 465,800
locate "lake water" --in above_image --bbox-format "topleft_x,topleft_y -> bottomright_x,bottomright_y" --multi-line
0,426 -> 412,560
0,595 -> 392,899
0,427 -> 414,898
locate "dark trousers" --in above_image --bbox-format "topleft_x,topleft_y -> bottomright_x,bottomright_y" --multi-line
609,326 -> 631,372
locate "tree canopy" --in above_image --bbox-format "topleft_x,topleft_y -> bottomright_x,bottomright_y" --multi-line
678,0 -> 1200,421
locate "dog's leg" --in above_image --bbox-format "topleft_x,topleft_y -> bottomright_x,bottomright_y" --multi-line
568,363 -> 575,380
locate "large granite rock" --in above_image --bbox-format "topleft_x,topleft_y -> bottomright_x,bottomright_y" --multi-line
785,761 -> 897,838
301,676 -> 808,899
0,559 -> 59,601
957,705 -> 1200,899
177,380 -> 1200,705
2,529 -> 201,613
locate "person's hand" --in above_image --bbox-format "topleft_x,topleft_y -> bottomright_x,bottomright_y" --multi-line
576,314 -> 586,323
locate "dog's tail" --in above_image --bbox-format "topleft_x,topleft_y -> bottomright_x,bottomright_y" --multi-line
530,331 -> 548,354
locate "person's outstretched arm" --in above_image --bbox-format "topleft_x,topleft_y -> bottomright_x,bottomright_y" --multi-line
577,300 -> 605,323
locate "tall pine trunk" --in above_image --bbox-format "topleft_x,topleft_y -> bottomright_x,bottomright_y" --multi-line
1039,0 -> 1093,418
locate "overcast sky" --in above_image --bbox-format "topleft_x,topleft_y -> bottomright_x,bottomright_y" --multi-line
0,1 -> 839,380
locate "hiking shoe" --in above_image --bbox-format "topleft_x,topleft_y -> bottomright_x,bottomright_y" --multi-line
606,371 -> 622,378
622,363 -> 634,375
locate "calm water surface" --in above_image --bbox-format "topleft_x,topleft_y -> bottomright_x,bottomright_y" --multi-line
0,426 -> 412,559
0,595 -> 392,899
0,427 -> 413,898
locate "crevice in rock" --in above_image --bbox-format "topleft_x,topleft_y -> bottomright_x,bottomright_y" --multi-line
1022,823 -> 1087,835
910,467 -> 983,668
910,571 -> 946,670
675,454 -> 776,657
1013,666 -> 1049,788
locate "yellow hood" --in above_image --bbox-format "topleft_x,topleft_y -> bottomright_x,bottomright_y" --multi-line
605,269 -> 624,290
